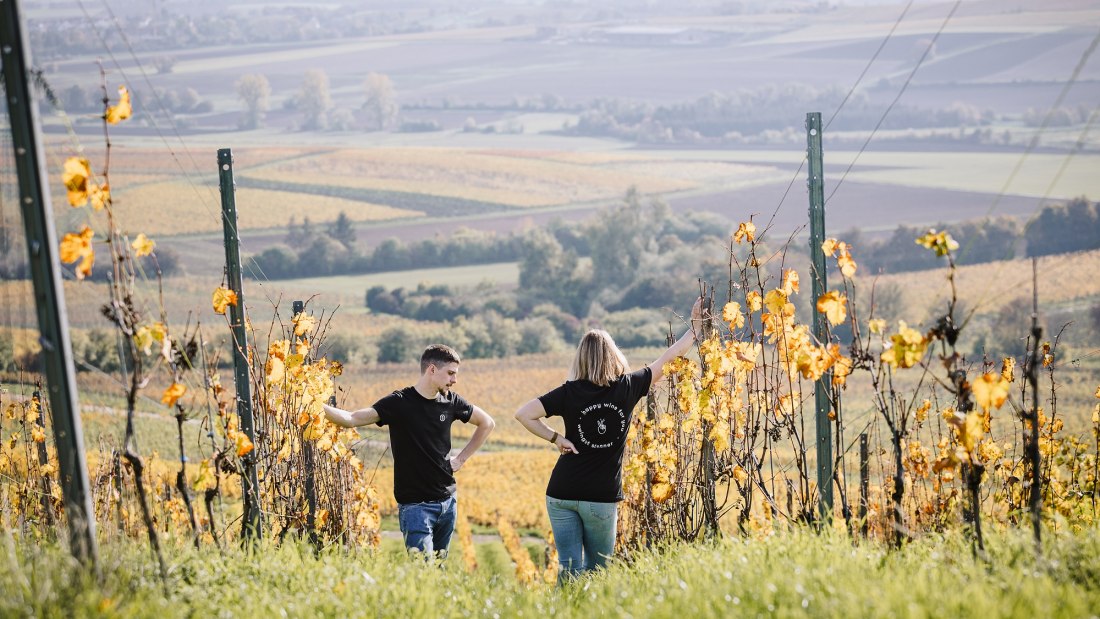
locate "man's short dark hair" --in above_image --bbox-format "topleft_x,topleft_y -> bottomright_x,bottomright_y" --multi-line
420,344 -> 461,373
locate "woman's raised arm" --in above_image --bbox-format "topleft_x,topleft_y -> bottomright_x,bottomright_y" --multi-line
647,297 -> 702,384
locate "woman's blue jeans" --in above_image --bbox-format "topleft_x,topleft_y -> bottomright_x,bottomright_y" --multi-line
398,496 -> 457,558
545,496 -> 618,585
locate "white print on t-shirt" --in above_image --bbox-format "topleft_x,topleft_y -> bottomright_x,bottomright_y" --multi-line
576,402 -> 627,449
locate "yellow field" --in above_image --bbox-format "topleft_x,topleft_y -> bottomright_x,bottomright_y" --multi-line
44,144 -> 330,176
247,147 -> 697,208
368,450 -> 559,530
335,353 -> 574,447
860,247 -> 1100,322
107,181 -> 421,235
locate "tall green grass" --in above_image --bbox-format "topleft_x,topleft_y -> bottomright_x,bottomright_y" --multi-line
2,527 -> 1097,618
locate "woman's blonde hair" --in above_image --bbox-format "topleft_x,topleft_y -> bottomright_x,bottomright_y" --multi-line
568,329 -> 630,386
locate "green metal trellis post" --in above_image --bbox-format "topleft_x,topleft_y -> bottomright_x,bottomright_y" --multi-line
1,0 -> 98,567
806,111 -> 834,521
218,148 -> 261,539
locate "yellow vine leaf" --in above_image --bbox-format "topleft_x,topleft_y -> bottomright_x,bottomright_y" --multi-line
293,312 -> 316,337
1094,385 -> 1100,399
781,269 -> 800,296
105,85 -> 132,124
234,431 -> 254,457
832,354 -> 852,387
880,321 -> 927,369
131,233 -> 155,257
294,339 -> 310,357
133,326 -> 154,356
916,399 -> 932,423
816,290 -> 848,326
59,225 -> 95,280
161,382 -> 186,407
764,289 -> 788,315
745,290 -> 762,313
62,157 -> 92,207
733,221 -> 756,244
721,302 -> 745,330
31,425 -> 46,443
1001,357 -> 1016,382
212,287 -> 238,315
651,481 -> 674,504
821,238 -> 838,257
915,229 -> 958,257
868,318 -> 886,334
959,412 -> 983,455
971,373 -> 1010,413
776,393 -> 795,418
193,459 -> 216,492
836,242 -> 857,277
266,355 -> 285,384
89,183 -> 110,211
132,322 -> 167,357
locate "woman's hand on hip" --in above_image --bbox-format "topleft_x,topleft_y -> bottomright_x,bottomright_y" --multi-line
554,435 -> 579,455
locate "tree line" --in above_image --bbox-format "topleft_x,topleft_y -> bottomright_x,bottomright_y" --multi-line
248,193 -> 1098,364
250,213 -> 524,279
560,84 -> 996,144
850,196 -> 1099,276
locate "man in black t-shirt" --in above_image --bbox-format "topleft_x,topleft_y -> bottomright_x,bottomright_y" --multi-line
323,344 -> 495,557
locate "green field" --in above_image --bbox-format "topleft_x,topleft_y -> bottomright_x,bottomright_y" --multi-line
3,528 -> 1097,618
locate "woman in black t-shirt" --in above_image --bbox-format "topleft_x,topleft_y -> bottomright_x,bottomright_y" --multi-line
515,299 -> 701,584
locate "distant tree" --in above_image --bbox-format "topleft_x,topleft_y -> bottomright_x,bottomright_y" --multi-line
1090,302 -> 1100,345
989,297 -> 1040,358
377,327 -> 416,363
327,211 -> 357,249
587,188 -> 663,290
519,227 -> 588,315
0,220 -> 12,257
362,72 -> 399,131
252,246 -> 298,278
152,55 -> 177,74
178,87 -> 201,112
322,333 -> 368,365
1026,197 -> 1099,257
299,69 -> 332,131
235,73 -> 271,129
160,88 -> 181,113
366,285 -> 403,315
61,84 -> 90,112
285,215 -> 300,246
297,236 -> 347,276
330,107 -> 356,131
0,330 -> 16,372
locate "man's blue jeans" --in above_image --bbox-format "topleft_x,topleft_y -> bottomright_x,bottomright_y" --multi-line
546,496 -> 618,585
398,496 -> 457,558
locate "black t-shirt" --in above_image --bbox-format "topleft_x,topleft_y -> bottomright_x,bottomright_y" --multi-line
539,367 -> 652,503
373,386 -> 474,504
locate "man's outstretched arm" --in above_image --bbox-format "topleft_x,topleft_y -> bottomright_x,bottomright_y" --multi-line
450,406 -> 495,473
323,403 -> 380,428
